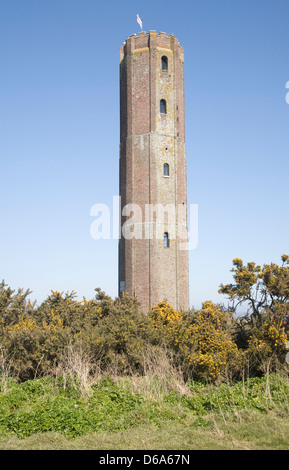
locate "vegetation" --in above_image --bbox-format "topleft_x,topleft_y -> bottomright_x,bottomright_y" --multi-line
0,255 -> 289,448
1,374 -> 289,449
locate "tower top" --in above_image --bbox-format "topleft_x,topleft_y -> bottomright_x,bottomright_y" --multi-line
123,31 -> 179,44
120,31 -> 184,61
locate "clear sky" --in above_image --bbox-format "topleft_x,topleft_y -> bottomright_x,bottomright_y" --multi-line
0,0 -> 289,310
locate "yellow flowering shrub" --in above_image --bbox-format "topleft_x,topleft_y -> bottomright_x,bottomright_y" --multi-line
187,302 -> 242,382
150,302 -> 183,325
247,318 -> 288,373
148,302 -> 189,351
2,308 -> 68,380
219,255 -> 289,327
1,258 -> 288,384
148,301 -> 242,382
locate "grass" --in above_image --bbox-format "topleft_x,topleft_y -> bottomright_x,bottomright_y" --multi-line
1,411 -> 289,450
1,373 -> 289,450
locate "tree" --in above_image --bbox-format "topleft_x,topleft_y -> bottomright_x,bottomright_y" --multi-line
218,255 -> 289,327
247,318 -> 288,377
0,280 -> 34,326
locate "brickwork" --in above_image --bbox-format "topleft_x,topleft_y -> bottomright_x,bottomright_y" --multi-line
119,31 -> 189,312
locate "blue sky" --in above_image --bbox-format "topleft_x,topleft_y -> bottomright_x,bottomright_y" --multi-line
0,0 -> 289,309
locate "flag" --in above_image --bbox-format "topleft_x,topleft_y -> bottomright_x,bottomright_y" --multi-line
137,14 -> 143,31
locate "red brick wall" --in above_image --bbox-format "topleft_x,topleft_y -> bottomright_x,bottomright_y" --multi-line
119,31 -> 189,312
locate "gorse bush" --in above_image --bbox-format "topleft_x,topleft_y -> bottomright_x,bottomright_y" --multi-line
187,302 -> 243,382
0,255 -> 288,384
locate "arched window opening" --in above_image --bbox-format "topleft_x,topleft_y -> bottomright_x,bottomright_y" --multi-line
164,232 -> 170,248
160,99 -> 167,114
161,56 -> 168,71
164,163 -> 169,176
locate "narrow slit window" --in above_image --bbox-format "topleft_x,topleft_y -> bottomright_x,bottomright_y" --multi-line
161,56 -> 168,71
160,99 -> 167,114
164,232 -> 170,248
164,163 -> 169,176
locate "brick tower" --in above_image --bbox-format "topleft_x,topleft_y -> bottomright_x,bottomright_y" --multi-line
119,31 -> 189,312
